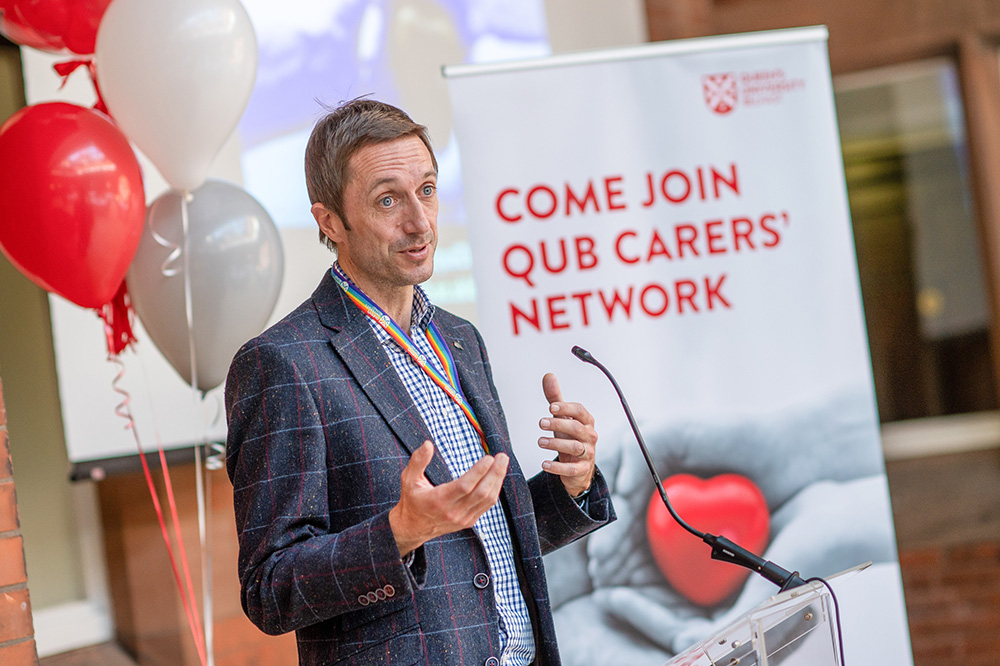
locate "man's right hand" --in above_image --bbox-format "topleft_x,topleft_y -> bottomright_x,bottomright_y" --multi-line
388,440 -> 509,557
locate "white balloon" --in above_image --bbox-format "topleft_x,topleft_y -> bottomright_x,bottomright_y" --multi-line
128,180 -> 284,392
95,0 -> 257,191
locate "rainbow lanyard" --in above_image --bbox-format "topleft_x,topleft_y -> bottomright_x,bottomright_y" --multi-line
331,267 -> 488,454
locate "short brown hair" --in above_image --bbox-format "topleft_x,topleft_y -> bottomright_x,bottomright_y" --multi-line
305,98 -> 438,251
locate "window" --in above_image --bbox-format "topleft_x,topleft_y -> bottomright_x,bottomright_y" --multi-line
835,60 -> 997,430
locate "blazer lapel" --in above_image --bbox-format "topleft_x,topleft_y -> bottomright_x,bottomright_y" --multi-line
312,271 -> 454,486
438,320 -> 514,460
441,319 -> 537,526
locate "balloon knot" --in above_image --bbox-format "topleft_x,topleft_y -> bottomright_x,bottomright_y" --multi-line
99,280 -> 138,356
53,58 -> 91,87
52,58 -> 110,116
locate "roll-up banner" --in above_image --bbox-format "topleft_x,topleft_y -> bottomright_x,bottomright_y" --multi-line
445,27 -> 913,665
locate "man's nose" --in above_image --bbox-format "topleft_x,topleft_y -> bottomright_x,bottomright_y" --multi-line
402,197 -> 433,234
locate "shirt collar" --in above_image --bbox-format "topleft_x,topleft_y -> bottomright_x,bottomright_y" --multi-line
331,261 -> 436,332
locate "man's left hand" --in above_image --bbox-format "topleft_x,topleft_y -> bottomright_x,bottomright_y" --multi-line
538,372 -> 597,498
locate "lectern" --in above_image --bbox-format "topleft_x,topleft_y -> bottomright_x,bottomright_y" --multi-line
664,563 -> 870,666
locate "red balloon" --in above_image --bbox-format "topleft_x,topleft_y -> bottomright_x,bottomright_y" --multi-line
647,473 -> 771,607
0,0 -> 112,54
0,102 -> 145,308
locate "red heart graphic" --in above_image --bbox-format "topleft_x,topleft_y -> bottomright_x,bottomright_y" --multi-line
646,473 -> 770,606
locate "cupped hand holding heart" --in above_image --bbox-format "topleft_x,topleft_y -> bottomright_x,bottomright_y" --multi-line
646,473 -> 770,606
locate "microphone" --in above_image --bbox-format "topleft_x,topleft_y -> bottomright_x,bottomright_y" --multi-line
571,345 -> 807,592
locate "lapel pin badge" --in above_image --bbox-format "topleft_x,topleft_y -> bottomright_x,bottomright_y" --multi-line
453,340 -> 463,350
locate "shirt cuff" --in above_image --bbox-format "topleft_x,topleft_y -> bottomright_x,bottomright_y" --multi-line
400,545 -> 427,588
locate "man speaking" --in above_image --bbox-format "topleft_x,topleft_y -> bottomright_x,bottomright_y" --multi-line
225,98 -> 616,666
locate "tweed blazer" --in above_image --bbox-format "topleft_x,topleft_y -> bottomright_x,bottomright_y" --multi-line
225,271 -> 615,666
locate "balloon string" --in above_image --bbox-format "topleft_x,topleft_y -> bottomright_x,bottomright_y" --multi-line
204,442 -> 226,471
86,61 -> 110,116
170,191 -> 209,662
195,441 -> 215,666
159,441 -> 207,666
52,59 -> 109,115
181,192 -> 198,394
150,196 -> 183,277
202,391 -> 226,472
108,355 -> 207,666
181,191 -> 216,666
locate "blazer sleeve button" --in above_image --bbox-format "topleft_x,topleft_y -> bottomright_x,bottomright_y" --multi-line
366,591 -> 379,604
383,584 -> 396,597
358,595 -> 370,606
473,573 -> 490,589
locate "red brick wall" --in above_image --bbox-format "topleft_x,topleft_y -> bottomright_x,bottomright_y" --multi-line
886,445 -> 1000,666
0,377 -> 38,665
899,542 -> 1000,666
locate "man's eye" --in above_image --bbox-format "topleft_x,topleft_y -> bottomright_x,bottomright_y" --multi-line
422,184 -> 435,196
379,196 -> 393,207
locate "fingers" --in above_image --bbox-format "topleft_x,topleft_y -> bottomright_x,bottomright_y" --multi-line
448,453 -> 509,509
403,441 -> 506,510
538,373 -> 597,456
472,453 -> 508,511
392,448 -> 509,555
542,457 -> 592,477
542,372 -> 563,405
541,446 -> 595,498
538,431 -> 588,458
401,440 -> 435,485
542,372 -> 595,426
412,452 -> 506,542
538,373 -> 598,497
540,413 -> 594,443
411,440 -> 434,469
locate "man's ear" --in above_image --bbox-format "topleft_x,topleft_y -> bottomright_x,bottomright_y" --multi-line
312,202 -> 346,244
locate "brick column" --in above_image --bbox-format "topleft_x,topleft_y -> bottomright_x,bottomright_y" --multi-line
0,377 -> 38,665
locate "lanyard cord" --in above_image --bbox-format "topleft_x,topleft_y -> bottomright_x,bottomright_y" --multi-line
332,268 -> 489,454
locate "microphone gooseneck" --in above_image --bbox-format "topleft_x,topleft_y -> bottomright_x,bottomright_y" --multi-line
571,345 -> 703,539
571,345 -> 807,592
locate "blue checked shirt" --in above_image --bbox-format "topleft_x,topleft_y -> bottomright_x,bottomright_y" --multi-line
335,265 -> 536,666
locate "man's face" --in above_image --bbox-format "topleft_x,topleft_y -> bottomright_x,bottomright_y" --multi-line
328,135 -> 438,301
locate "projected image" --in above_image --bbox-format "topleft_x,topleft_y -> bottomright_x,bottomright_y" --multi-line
238,1 -> 544,273
238,1 -> 550,315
